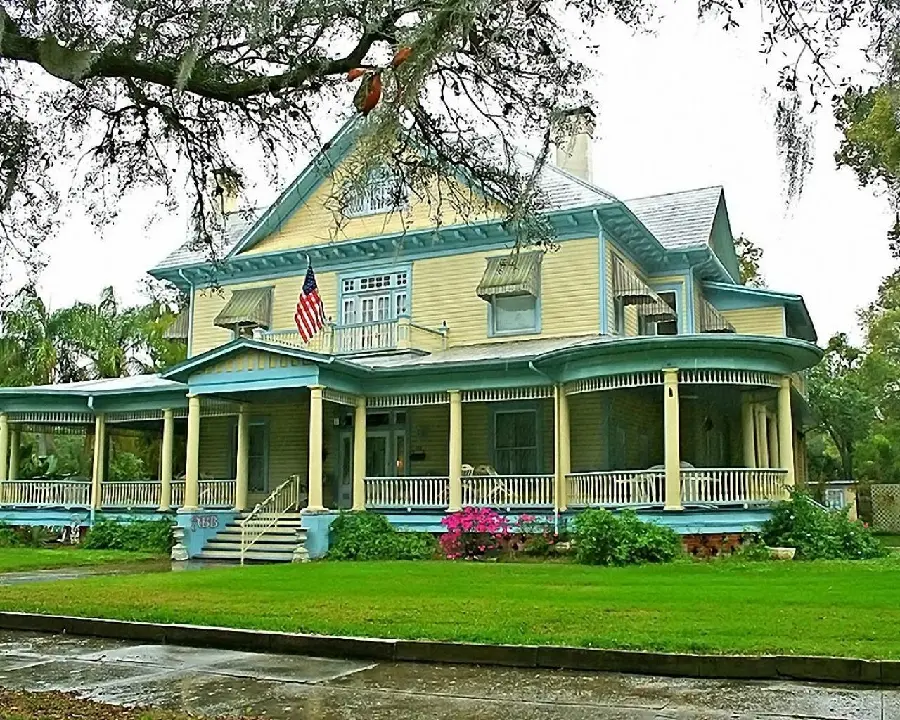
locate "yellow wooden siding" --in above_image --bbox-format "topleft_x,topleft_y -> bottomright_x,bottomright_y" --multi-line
412,238 -> 599,346
198,416 -> 232,479
720,307 -> 785,336
190,273 -> 337,356
408,405 -> 450,477
607,388 -> 663,469
242,166 -> 495,256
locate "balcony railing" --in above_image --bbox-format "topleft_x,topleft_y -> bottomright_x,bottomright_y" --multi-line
261,318 -> 448,355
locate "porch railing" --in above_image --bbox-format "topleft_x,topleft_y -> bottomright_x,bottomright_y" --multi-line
100,481 -> 161,508
240,474 -> 302,564
566,471 -> 664,507
680,468 -> 788,504
0,480 -> 91,507
461,474 -> 555,508
365,476 -> 450,509
198,479 -> 237,508
171,481 -> 185,508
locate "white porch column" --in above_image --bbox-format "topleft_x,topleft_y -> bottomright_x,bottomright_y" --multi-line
448,390 -> 462,512
159,409 -> 174,511
663,369 -> 683,511
767,411 -> 779,469
7,428 -> 19,482
90,413 -> 106,510
555,385 -> 571,512
778,376 -> 796,487
741,398 -> 756,469
307,385 -> 326,512
0,413 -> 8,485
754,405 -> 769,468
352,396 -> 366,511
184,395 -> 201,511
235,404 -> 250,512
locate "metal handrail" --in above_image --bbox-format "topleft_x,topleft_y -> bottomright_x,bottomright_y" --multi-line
239,474 -> 302,565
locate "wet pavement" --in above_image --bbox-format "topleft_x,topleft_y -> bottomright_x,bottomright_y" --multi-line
0,630 -> 896,718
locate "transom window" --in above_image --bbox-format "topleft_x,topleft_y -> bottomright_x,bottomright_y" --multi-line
345,166 -> 407,217
340,270 -> 410,326
493,409 -> 539,474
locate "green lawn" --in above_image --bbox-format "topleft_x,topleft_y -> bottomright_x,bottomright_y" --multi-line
877,533 -> 900,548
0,547 -> 165,574
0,560 -> 897,659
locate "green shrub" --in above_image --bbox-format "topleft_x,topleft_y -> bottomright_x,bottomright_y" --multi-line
572,509 -> 683,566
329,511 -> 436,561
0,523 -> 57,548
762,490 -> 886,560
82,518 -> 174,553
108,452 -> 149,482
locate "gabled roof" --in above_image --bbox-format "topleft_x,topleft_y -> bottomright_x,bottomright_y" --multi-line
625,186 -> 723,251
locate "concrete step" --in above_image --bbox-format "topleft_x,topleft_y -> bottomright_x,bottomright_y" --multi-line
195,549 -> 295,563
205,540 -> 298,553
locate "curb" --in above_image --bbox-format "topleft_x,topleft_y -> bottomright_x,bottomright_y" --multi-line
0,611 -> 895,686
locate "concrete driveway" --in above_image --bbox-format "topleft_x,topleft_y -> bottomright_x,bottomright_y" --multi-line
0,630 -> 896,719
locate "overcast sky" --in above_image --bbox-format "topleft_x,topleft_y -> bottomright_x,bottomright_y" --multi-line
33,2 -> 894,344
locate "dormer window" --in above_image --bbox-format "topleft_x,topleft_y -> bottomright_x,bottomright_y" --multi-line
346,166 -> 407,217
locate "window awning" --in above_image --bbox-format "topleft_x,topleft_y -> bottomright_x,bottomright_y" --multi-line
214,287 -> 273,330
476,252 -> 542,300
697,296 -> 735,333
163,312 -> 189,340
612,257 -> 676,322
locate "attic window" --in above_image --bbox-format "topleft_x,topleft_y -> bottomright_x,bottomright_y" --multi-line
346,166 -> 407,217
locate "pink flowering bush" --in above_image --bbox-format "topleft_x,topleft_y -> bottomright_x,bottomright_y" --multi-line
440,507 -> 509,559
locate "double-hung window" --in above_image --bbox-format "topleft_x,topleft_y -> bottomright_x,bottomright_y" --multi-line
493,409 -> 539,474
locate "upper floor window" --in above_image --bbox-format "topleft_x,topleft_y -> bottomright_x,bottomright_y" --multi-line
639,291 -> 678,336
477,251 -> 543,337
340,270 -> 409,326
345,166 -> 407,217
491,295 -> 538,334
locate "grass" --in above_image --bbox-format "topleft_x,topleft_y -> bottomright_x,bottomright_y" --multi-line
0,559 -> 897,659
876,533 -> 900,548
0,547 -> 164,574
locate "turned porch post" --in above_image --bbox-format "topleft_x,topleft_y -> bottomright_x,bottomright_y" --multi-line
448,390 -> 462,512
183,395 -> 201,511
663,369 -> 683,511
778,376 -> 796,487
307,385 -> 326,512
159,409 -> 174,511
352,396 -> 367,511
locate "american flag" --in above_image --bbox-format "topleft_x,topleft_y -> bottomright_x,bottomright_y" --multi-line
294,263 -> 326,342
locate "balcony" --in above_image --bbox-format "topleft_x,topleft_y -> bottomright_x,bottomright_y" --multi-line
261,318 -> 448,355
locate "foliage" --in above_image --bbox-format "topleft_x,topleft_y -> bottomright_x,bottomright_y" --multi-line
728,537 -> 775,562
440,507 -> 509,559
107,452 -> 149,482
734,234 -> 765,287
0,286 -> 186,388
82,519 -> 174,554
513,514 -> 568,557
572,509 -> 682,566
761,491 -> 886,561
0,689 -> 207,720
328,511 -> 435,561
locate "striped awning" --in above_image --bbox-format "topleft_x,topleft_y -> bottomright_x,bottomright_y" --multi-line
476,252 -> 542,300
697,296 -> 735,333
612,257 -> 676,321
214,287 -> 273,330
163,312 -> 189,340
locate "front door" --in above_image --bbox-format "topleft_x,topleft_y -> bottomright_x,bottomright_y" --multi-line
366,430 -> 391,477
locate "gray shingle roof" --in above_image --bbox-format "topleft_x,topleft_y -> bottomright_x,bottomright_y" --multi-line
0,374 -> 184,395
152,209 -> 264,271
625,186 -> 723,250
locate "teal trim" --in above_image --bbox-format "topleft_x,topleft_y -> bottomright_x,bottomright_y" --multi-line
703,282 -> 816,343
685,270 -> 697,334
647,279 -> 686,335
337,263 -> 413,327
92,391 -> 189,413
709,193 -> 742,282
595,211 -> 609,334
189,366 -> 320,395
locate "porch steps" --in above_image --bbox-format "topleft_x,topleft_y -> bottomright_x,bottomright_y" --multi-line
195,512 -> 307,564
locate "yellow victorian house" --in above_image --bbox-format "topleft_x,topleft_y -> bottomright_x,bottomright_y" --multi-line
0,119 -> 821,561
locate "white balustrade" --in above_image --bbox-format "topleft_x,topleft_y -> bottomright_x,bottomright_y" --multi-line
171,481 -> 185,508
365,476 -> 450,508
100,481 -> 161,508
680,468 -> 788,504
566,471 -> 664,507
198,479 -> 237,508
461,475 -> 555,508
0,480 -> 91,507
334,321 -> 398,353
